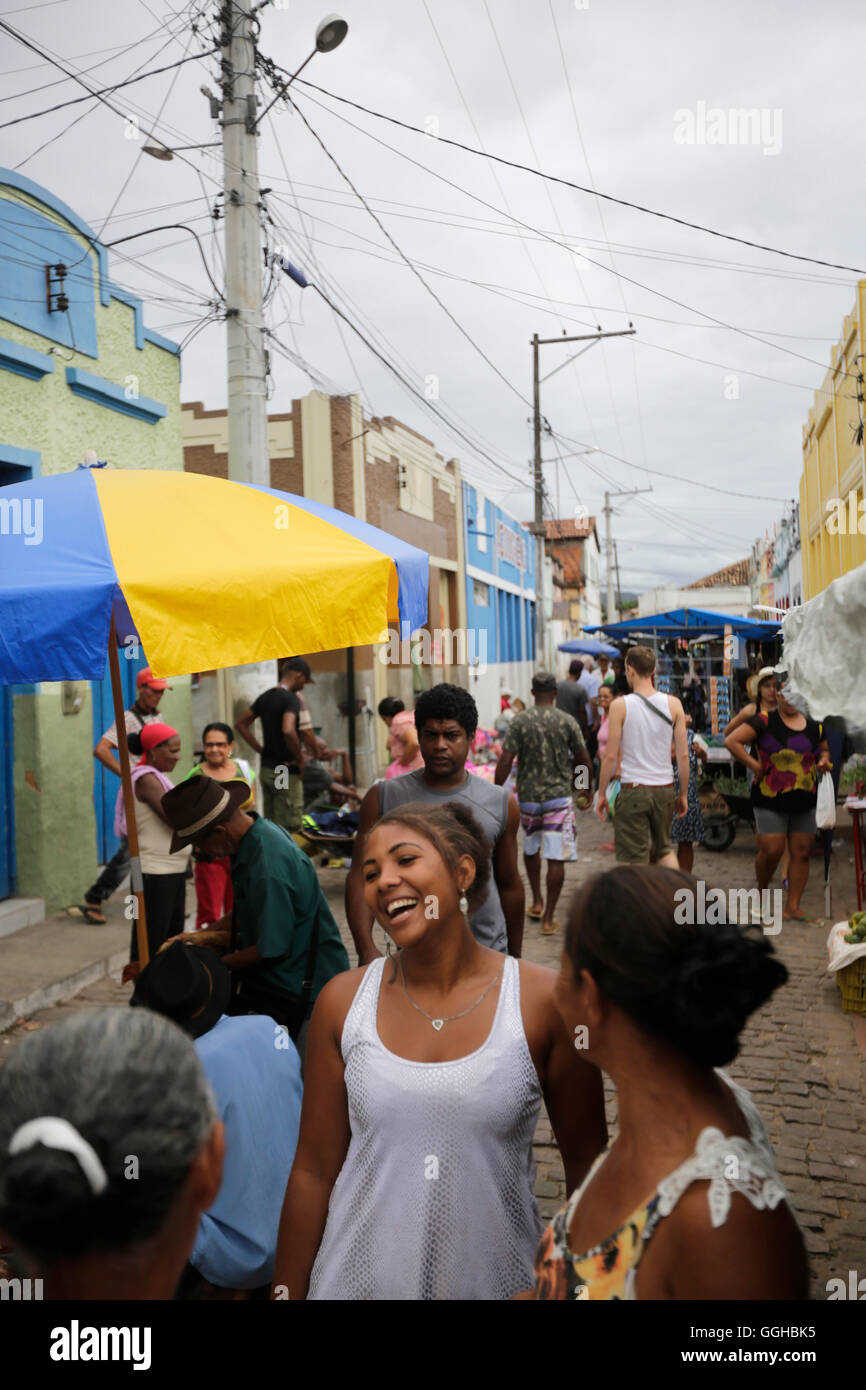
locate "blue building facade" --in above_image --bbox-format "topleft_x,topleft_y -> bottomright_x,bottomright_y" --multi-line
462,482 -> 536,726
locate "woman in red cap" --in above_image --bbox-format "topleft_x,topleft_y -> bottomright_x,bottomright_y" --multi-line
116,722 -> 192,962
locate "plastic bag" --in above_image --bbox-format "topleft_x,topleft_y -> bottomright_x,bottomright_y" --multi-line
816,772 -> 836,830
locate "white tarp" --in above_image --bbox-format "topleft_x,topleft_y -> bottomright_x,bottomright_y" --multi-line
781,560 -> 866,726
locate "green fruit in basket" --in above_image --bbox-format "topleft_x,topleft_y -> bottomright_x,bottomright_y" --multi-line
845,932 -> 856,942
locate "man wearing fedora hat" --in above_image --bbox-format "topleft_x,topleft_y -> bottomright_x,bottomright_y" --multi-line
132,942 -> 303,1294
160,775 -> 349,1056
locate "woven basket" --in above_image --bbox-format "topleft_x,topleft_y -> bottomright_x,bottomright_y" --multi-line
838,957 -> 866,1014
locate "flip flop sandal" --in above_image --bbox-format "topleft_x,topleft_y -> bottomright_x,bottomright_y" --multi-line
783,913 -> 824,925
67,904 -> 106,925
527,906 -> 544,920
541,920 -> 562,935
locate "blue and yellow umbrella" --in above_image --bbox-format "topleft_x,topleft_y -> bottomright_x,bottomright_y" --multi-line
0,464 -> 428,682
0,463 -> 428,964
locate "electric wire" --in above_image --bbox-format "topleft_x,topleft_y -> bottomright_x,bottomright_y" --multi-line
291,84 -> 861,386
262,74 -> 532,410
0,21 -> 220,130
290,75 -> 866,276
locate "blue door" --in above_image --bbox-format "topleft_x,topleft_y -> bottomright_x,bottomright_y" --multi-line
0,450 -> 40,899
91,648 -> 147,864
0,685 -> 14,899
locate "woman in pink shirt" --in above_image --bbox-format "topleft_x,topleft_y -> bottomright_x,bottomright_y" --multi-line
378,697 -> 424,779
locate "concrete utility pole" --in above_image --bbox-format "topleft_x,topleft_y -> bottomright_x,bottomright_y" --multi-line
220,0 -> 269,486
603,486 -> 652,622
531,327 -> 635,664
532,333 -> 545,666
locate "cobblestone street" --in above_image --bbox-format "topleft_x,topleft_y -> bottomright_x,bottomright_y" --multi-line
3,806 -> 864,1301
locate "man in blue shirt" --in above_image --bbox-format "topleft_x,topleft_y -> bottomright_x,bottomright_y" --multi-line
132,941 -> 303,1293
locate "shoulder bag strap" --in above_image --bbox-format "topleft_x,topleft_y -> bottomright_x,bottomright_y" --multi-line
635,692 -> 674,727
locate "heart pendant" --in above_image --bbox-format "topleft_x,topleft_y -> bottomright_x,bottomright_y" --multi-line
432,1019 -> 444,1031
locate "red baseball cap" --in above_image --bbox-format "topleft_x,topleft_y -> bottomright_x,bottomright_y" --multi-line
137,666 -> 171,692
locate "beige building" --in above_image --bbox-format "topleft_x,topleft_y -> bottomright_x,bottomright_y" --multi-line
181,392 -> 467,785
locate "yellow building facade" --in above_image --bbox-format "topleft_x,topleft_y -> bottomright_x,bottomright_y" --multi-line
800,281 -> 866,598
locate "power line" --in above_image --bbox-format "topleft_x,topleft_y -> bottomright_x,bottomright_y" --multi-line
268,216 -> 851,403
481,0 -> 627,455
0,15 -> 178,101
551,428 -> 790,502
310,282 -> 528,488
0,21 -> 218,131
225,178 -> 856,290
291,75 -> 866,277
257,66 -> 532,411
265,192 -> 526,472
291,83 -> 862,388
12,27 -> 183,171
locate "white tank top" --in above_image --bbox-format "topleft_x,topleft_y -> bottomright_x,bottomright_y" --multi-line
135,777 -> 192,875
307,955 -> 543,1301
620,692 -> 674,786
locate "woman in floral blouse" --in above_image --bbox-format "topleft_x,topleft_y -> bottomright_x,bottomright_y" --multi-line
725,681 -> 830,923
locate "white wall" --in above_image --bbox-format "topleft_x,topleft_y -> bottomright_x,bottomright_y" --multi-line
637,583 -> 752,617
467,658 -> 535,732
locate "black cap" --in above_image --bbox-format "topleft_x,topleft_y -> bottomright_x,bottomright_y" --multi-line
130,942 -> 231,1040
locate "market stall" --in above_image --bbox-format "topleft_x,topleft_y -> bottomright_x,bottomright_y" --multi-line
585,607 -> 782,735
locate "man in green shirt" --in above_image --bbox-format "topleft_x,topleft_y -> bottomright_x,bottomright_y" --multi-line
161,778 -> 349,1056
495,672 -> 593,936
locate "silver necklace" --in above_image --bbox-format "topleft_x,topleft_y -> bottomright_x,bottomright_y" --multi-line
398,953 -> 505,1031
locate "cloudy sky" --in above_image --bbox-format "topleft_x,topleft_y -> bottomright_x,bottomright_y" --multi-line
2,0 -> 863,591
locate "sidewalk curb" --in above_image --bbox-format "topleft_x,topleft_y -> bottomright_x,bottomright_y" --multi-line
0,947 -> 129,1034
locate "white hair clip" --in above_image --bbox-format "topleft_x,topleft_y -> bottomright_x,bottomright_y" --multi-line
9,1116 -> 108,1195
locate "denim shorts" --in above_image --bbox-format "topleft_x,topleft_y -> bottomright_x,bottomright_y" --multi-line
753,804 -> 817,836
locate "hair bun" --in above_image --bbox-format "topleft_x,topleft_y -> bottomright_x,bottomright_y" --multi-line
669,927 -> 788,1066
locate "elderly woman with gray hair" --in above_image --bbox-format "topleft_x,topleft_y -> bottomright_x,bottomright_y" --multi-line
0,1009 -> 223,1299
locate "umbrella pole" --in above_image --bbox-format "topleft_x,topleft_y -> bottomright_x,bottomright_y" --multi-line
108,617 -> 149,967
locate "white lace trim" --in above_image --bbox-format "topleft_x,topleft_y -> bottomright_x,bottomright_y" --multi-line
656,1127 -> 787,1229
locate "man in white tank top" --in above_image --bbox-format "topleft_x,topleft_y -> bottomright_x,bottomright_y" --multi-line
596,646 -> 690,866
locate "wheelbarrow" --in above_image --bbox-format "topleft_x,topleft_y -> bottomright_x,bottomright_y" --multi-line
698,784 -> 754,853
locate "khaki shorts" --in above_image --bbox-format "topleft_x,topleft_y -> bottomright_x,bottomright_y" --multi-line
614,784 -> 676,863
260,764 -> 304,833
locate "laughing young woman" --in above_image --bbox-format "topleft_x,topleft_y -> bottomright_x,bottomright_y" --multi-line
273,801 -> 607,1301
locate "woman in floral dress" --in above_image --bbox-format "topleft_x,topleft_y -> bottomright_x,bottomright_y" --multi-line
725,682 -> 831,923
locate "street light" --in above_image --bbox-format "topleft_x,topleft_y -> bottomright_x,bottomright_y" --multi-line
142,140 -> 220,161
256,15 -> 348,127
315,14 -> 348,51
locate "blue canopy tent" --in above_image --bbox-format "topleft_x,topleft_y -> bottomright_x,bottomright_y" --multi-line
584,607 -> 781,641
558,637 -> 620,657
